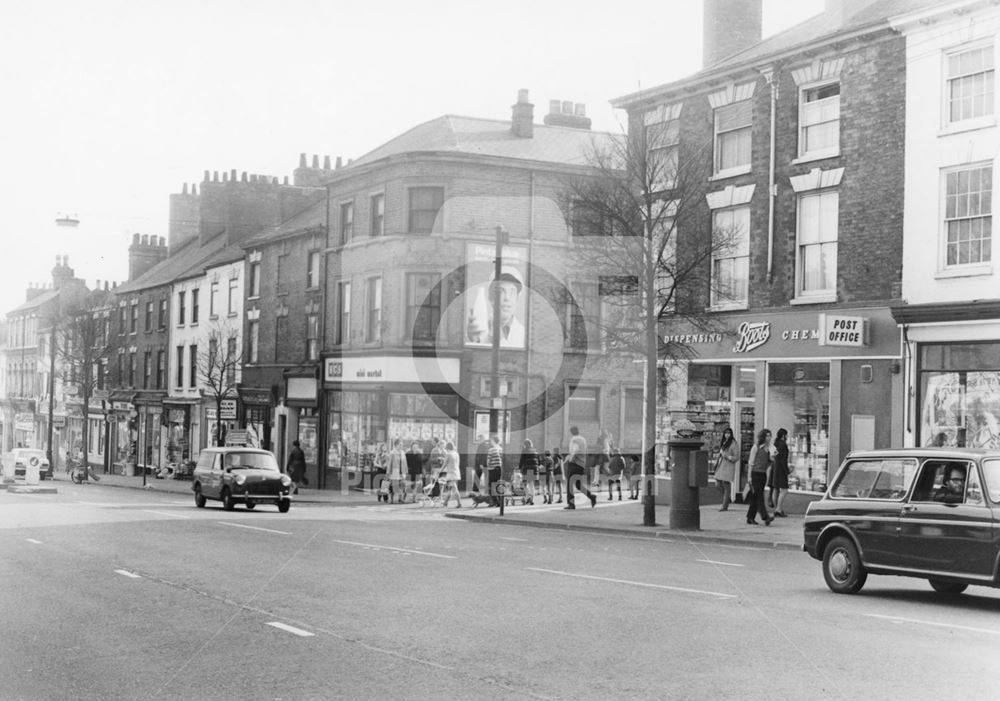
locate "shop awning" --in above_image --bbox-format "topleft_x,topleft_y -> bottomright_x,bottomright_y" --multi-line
237,385 -> 276,405
892,299 -> 1000,325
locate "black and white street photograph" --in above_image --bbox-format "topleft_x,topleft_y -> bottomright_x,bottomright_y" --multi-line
3,1 -> 1000,699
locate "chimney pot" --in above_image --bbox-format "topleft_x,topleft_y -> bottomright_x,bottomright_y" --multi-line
132,233 -> 140,244
241,171 -> 248,183
192,183 -> 197,195
141,234 -> 149,245
203,170 -> 210,182
311,154 -> 319,168
283,176 -> 289,185
213,170 -> 220,182
549,99 -> 561,114
231,169 -> 237,182
323,155 -> 331,169
336,156 -> 343,169
511,89 -> 534,138
575,103 -> 586,116
561,100 -> 573,114
299,153 -> 307,168
182,183 -> 188,195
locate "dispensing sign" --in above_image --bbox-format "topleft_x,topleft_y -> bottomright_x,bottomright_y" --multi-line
818,314 -> 868,347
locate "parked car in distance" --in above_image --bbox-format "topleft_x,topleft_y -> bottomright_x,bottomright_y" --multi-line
804,448 -> 1000,595
192,447 -> 292,512
8,448 -> 52,480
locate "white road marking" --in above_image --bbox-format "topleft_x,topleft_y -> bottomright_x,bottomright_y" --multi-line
333,539 -> 456,559
26,538 -> 43,544
526,567 -> 736,599
865,613 -> 1000,637
266,622 -> 315,637
141,509 -> 192,519
115,569 -> 141,579
696,559 -> 744,567
499,537 -> 528,542
217,521 -> 291,535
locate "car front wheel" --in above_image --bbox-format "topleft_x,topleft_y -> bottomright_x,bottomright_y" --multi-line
222,488 -> 235,511
245,500 -> 255,510
822,535 -> 867,594
928,579 -> 968,595
194,487 -> 206,508
278,499 -> 290,513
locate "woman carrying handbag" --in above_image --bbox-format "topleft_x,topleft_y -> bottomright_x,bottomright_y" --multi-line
713,427 -> 739,511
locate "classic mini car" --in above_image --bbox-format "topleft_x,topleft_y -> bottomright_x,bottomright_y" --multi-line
192,447 -> 292,512
9,448 -> 52,480
804,448 -> 1000,595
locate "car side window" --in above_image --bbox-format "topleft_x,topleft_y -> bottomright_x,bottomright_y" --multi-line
983,459 -> 1000,503
912,461 -> 968,503
966,466 -> 984,506
831,458 -> 916,500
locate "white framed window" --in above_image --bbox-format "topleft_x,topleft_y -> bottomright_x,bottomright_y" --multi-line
248,261 -> 261,298
644,103 -> 681,192
799,82 -> 840,158
370,194 -> 385,237
365,276 -> 382,343
336,281 -> 351,345
945,43 -> 994,126
711,206 -> 750,308
943,163 -> 992,267
306,251 -> 320,289
714,100 -> 752,175
210,281 -> 219,317
796,190 -> 839,298
227,278 -> 238,315
408,187 -> 444,234
340,201 -> 354,244
305,314 -> 319,361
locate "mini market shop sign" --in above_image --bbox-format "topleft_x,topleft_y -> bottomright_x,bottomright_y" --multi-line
324,355 -> 461,385
817,314 -> 868,347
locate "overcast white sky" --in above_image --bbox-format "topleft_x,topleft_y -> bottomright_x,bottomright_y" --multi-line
0,0 -> 823,314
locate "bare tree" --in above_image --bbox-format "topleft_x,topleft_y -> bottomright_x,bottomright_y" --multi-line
57,290 -> 117,471
561,126 -> 739,526
198,320 -> 242,446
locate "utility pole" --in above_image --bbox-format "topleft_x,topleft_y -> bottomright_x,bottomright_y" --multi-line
45,301 -> 58,470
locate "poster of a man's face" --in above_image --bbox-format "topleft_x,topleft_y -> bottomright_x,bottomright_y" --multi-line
465,244 -> 527,349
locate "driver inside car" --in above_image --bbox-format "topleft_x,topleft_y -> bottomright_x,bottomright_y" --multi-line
932,467 -> 965,504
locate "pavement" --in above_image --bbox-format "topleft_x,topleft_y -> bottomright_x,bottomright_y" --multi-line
10,472 -> 805,551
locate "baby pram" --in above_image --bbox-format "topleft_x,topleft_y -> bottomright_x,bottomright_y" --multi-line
418,474 -> 444,507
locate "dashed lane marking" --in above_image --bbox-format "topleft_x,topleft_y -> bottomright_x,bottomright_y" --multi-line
526,567 -> 736,599
114,569 -> 141,579
266,622 -> 315,637
499,537 -> 528,542
696,559 -> 745,567
332,539 -> 457,559
141,509 -> 192,519
26,538 -> 43,544
865,613 -> 1000,637
217,522 -> 291,535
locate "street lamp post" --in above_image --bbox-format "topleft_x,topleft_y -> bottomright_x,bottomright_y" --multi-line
488,225 -> 509,443
46,309 -> 57,470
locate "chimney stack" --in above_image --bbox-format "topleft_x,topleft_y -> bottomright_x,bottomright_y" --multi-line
511,89 -> 534,138
542,100 -> 592,130
703,0 -> 762,67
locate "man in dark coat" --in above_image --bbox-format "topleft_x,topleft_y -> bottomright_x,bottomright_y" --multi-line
287,440 -> 306,495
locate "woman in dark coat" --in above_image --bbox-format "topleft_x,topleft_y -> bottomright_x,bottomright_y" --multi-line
769,428 -> 790,517
286,440 -> 306,495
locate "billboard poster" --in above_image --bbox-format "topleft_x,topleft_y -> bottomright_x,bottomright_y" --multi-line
465,243 -> 528,349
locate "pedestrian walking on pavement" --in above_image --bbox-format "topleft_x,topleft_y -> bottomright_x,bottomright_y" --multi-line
439,441 -> 463,508
551,449 -> 565,503
486,436 -> 504,506
387,440 -> 408,503
769,428 -> 791,517
406,442 -> 424,502
746,429 -> 774,525
286,440 -> 306,495
626,454 -> 641,499
714,426 -> 739,511
539,449 -> 554,503
592,428 -> 612,488
607,449 -> 625,501
518,439 -> 540,505
564,426 -> 597,509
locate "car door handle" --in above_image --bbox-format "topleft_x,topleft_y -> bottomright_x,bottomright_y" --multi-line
900,505 -> 917,514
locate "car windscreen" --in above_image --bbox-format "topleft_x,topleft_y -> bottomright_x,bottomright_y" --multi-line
225,453 -> 279,471
983,459 -> 1000,503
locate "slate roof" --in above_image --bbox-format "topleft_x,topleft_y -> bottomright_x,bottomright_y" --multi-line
6,288 -> 60,315
348,115 -> 615,169
114,234 -> 228,295
612,0 -> 946,107
243,193 -> 327,248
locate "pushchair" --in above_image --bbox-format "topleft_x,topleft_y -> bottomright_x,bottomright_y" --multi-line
418,473 -> 443,507
503,469 -> 534,506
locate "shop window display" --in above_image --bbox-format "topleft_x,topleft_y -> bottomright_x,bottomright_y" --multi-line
919,342 -> 1000,449
767,363 -> 829,492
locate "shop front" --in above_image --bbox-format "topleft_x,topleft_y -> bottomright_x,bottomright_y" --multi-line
663,306 -> 902,495
893,300 -> 1000,450
237,385 -> 275,451
203,397 -> 238,450
323,353 -> 463,492
162,400 -> 193,468
134,391 -> 165,475
108,392 -> 136,474
285,371 -> 320,488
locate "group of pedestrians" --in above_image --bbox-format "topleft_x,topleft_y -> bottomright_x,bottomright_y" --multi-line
713,425 -> 791,526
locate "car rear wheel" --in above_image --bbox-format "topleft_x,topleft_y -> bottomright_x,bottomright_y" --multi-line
822,536 -> 867,594
222,488 -> 235,511
278,499 -> 290,513
194,487 -> 206,508
928,579 -> 968,595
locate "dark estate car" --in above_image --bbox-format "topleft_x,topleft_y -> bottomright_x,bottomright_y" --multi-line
192,447 -> 292,512
804,448 -> 1000,595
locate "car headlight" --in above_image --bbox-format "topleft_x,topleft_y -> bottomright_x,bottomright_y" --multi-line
281,475 -> 292,487
234,474 -> 246,485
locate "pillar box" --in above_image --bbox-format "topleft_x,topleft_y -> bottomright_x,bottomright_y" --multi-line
668,418 -> 705,530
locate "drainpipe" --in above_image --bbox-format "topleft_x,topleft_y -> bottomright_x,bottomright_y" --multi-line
762,66 -> 779,283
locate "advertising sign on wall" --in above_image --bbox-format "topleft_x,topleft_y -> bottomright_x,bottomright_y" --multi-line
464,244 -> 528,349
